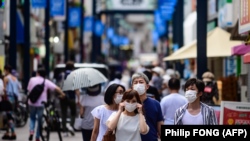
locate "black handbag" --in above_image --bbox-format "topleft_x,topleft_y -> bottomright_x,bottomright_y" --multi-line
0,95 -> 13,112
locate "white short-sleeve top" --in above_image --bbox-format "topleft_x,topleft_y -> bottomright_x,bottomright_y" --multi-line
91,105 -> 116,141
107,112 -> 142,141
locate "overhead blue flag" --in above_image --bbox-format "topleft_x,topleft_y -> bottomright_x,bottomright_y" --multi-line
31,0 -> 46,8
84,17 -> 93,32
69,8 -> 81,27
121,37 -> 129,45
154,10 -> 162,25
173,44 -> 179,52
156,22 -> 166,36
112,35 -> 120,46
50,0 -> 65,16
152,30 -> 159,46
107,28 -> 114,39
94,20 -> 104,36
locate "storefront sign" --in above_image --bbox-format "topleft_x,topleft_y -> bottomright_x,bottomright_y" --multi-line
220,101 -> 250,125
239,0 -> 250,34
218,0 -> 233,28
224,56 -> 236,76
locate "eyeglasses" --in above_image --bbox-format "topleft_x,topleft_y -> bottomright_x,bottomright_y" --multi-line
115,91 -> 124,94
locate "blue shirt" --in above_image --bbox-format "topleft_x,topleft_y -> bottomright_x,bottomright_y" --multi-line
141,98 -> 164,141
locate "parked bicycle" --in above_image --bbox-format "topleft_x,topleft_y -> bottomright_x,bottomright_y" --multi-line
40,100 -> 62,141
13,101 -> 28,127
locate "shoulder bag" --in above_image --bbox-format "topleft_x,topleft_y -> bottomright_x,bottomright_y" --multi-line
102,129 -> 116,141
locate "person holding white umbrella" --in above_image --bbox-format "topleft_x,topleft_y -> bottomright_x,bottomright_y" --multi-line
79,84 -> 105,141
61,67 -> 109,141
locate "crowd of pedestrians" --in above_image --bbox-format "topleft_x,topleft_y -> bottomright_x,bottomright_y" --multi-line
0,62 -> 219,141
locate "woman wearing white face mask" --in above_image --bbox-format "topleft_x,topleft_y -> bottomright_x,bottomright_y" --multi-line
90,84 -> 125,141
106,89 -> 149,141
174,78 -> 218,125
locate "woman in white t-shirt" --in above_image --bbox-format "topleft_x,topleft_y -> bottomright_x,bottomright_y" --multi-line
80,84 -> 105,141
90,84 -> 125,141
106,89 -> 149,141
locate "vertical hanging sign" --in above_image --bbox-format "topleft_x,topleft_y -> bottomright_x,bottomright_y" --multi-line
31,0 -> 46,8
69,7 -> 80,27
50,0 -> 65,16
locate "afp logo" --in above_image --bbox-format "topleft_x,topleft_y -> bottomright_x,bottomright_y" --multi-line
121,0 -> 143,5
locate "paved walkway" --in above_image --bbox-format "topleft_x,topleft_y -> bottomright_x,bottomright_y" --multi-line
0,120 -> 82,141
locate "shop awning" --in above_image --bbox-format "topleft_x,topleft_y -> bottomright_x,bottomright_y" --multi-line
163,27 -> 243,61
232,44 -> 250,55
243,52 -> 250,64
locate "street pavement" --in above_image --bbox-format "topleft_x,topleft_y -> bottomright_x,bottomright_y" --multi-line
0,120 -> 82,141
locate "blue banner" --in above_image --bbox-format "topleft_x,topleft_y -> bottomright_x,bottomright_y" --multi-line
121,37 -> 129,45
94,20 -> 104,36
156,22 -> 166,36
154,10 -> 162,25
152,30 -> 159,46
112,35 -> 120,46
31,0 -> 46,8
50,0 -> 65,16
157,0 -> 176,21
69,8 -> 81,27
84,17 -> 93,32
107,28 -> 114,39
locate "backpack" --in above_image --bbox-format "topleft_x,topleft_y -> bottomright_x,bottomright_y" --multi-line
28,78 -> 45,103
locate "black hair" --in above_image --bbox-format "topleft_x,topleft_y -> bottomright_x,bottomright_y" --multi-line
104,84 -> 125,105
65,61 -> 74,70
37,67 -> 46,78
114,71 -> 122,80
184,78 -> 205,93
143,70 -> 152,81
87,84 -> 102,96
4,65 -> 12,73
168,78 -> 180,90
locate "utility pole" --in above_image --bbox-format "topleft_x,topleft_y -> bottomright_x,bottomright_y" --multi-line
64,0 -> 69,63
45,0 -> 50,76
24,0 -> 30,93
197,0 -> 208,79
80,0 -> 84,62
91,0 -> 97,62
172,0 -> 184,78
9,0 -> 17,69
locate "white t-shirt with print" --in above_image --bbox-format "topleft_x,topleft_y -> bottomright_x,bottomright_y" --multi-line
91,105 -> 116,141
107,112 -> 142,141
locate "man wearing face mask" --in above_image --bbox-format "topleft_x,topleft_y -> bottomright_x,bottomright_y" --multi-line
174,78 -> 218,125
131,72 -> 164,141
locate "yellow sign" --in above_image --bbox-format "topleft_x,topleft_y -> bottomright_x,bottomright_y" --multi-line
0,56 -> 5,71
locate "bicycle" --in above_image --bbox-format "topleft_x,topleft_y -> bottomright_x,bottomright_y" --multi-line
13,101 -> 28,127
40,100 -> 63,141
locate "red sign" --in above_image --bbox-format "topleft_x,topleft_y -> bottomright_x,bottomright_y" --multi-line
240,0 -> 250,25
220,101 -> 250,125
239,0 -> 250,33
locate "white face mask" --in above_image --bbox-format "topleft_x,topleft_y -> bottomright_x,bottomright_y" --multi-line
133,84 -> 146,95
114,95 -> 123,104
124,102 -> 137,112
185,90 -> 197,103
